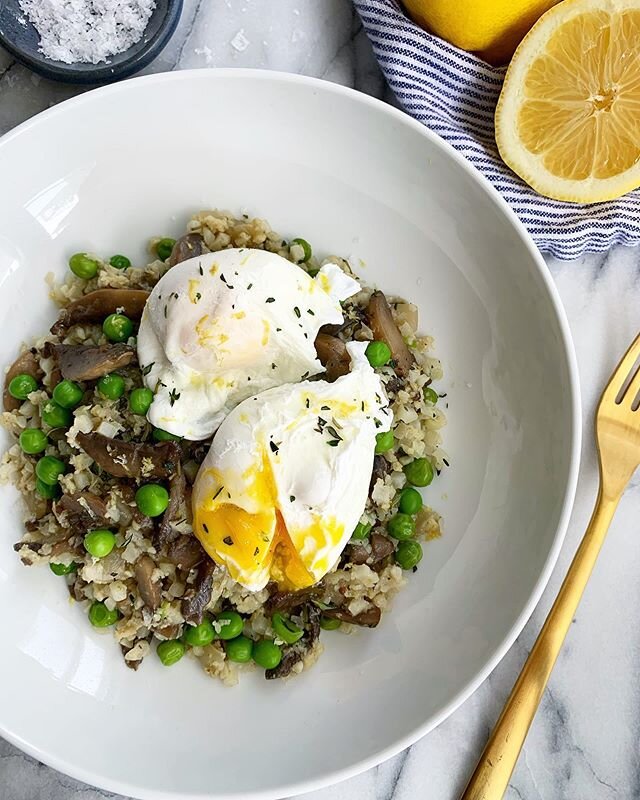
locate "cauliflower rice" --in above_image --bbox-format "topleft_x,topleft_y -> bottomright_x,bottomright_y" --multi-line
1,210 -> 447,684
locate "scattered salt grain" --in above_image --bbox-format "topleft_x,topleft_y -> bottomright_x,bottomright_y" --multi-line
230,28 -> 250,52
194,45 -> 213,64
18,0 -> 157,65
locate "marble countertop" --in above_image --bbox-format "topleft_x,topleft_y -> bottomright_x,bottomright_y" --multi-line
1,2 -> 639,799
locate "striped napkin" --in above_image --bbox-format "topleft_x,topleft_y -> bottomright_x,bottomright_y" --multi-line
354,0 -> 640,260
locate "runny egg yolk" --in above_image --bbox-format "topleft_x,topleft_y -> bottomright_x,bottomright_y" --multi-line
193,456 -> 345,590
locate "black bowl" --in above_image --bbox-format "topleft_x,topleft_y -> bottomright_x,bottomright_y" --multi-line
0,0 -> 183,84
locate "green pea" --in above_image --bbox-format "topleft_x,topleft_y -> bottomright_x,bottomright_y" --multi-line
152,427 -> 181,442
84,528 -> 116,558
41,400 -> 72,429
50,561 -> 77,576
8,373 -> 38,400
103,313 -> 134,343
69,252 -> 100,280
395,540 -> 423,570
424,386 -> 438,405
398,487 -> 423,515
35,455 -> 65,486
387,513 -> 415,541
183,620 -> 215,647
252,639 -> 282,670
157,639 -> 185,666
129,387 -> 153,415
351,521 -> 372,540
404,457 -> 434,487
52,380 -> 84,410
88,601 -> 119,627
224,635 -> 253,663
36,478 -> 60,499
291,237 -> 312,262
97,373 -> 125,400
375,430 -> 394,454
320,615 -> 341,631
156,238 -> 176,261
271,612 -> 303,644
109,254 -> 131,270
135,484 -> 169,517
216,610 -> 244,641
365,340 -> 391,368
19,428 -> 48,455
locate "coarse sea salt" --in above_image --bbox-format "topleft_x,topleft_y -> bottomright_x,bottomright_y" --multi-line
18,0 -> 157,65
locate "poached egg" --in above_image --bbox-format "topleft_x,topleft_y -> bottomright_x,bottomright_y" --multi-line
137,248 -> 360,440
192,342 -> 392,591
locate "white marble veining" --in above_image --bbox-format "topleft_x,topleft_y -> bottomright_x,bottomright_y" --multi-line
1,2 -> 640,799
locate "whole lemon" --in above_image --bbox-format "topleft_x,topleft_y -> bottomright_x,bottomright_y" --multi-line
402,0 -> 561,65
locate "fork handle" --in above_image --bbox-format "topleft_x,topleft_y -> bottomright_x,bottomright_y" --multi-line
460,485 -> 620,800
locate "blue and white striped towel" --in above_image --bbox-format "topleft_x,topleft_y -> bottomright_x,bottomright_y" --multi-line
354,0 -> 640,260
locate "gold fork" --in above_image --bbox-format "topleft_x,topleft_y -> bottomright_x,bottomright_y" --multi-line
461,332 -> 640,800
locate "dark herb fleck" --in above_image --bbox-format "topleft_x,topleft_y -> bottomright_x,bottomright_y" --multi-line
254,547 -> 259,556
142,363 -> 154,377
266,297 -> 275,303
247,283 -> 253,290
289,496 -> 295,503
293,306 -> 301,318
195,292 -> 202,302
305,398 -> 310,409
198,264 -> 204,276
321,405 -> 330,411
327,440 -> 340,447
269,441 -> 280,454
307,309 -> 315,315
213,486 -> 225,501
271,363 -> 277,370
223,536 -> 234,546
169,389 -> 181,407
202,523 -> 209,533
301,371 -> 309,379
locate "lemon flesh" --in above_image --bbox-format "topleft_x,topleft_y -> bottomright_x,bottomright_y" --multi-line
496,0 -> 640,203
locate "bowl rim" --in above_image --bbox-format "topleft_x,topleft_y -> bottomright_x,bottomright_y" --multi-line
0,0 -> 184,85
0,68 -> 582,800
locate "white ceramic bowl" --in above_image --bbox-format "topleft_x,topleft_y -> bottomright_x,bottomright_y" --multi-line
0,70 -> 580,799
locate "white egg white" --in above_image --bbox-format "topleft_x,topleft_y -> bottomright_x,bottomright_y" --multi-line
192,342 -> 393,591
137,248 -> 360,440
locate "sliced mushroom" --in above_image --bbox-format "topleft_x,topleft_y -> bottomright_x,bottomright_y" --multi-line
75,432 -> 180,479
155,623 -> 181,640
321,605 -> 381,628
167,233 -> 206,267
367,291 -> 414,376
369,454 -> 390,494
50,289 -> 149,336
165,534 -> 206,572
157,463 -> 186,548
343,542 -> 369,566
181,559 -> 216,625
43,343 -> 137,382
265,604 -> 321,680
264,584 -> 322,615
134,554 -> 162,611
368,532 -> 395,564
3,350 -> 43,411
314,333 -> 351,380
53,491 -> 109,534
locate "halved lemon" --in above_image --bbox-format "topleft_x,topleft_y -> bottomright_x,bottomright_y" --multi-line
495,0 -> 640,203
